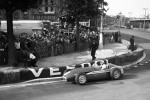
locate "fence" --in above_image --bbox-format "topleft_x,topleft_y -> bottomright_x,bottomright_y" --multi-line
35,41 -> 89,59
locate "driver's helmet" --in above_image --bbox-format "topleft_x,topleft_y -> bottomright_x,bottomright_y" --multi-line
99,60 -> 104,65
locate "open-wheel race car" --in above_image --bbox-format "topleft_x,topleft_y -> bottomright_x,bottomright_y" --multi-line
63,59 -> 124,85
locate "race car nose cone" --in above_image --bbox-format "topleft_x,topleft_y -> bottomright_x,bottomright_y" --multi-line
63,76 -> 67,81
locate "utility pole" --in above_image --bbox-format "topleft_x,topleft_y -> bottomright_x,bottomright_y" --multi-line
117,12 -> 122,33
143,8 -> 148,29
119,12 -> 122,33
0,11 -> 1,31
88,19 -> 90,34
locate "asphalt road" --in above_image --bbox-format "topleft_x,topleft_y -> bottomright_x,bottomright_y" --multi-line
0,28 -> 150,100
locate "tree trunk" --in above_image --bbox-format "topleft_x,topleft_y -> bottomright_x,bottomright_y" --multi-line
6,10 -> 16,66
75,18 -> 80,51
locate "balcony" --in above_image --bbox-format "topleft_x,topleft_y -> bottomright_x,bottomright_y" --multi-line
44,11 -> 55,14
34,13 -> 56,21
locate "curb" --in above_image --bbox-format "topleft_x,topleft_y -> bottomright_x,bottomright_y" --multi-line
22,50 -> 146,84
124,52 -> 146,68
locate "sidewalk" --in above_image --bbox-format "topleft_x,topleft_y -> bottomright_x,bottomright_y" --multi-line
36,43 -> 131,68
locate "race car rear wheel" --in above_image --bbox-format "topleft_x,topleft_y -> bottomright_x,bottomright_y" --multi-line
75,73 -> 87,85
110,68 -> 121,80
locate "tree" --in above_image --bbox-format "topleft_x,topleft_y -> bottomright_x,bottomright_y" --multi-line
57,0 -> 108,51
0,0 -> 43,65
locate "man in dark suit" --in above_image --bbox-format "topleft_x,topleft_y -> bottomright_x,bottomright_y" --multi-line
130,35 -> 135,51
90,39 -> 98,60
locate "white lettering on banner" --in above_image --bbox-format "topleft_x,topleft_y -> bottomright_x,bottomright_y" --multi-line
28,68 -> 43,77
66,66 -> 75,69
49,68 -> 61,76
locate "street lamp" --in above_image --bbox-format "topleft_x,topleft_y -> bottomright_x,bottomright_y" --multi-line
143,8 -> 148,30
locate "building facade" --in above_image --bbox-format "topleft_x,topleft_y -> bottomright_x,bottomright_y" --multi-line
0,0 -> 61,22
33,0 -> 61,21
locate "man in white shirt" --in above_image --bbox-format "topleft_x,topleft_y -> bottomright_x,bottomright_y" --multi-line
15,38 -> 20,50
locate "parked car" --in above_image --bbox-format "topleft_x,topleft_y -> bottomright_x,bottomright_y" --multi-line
63,59 -> 124,85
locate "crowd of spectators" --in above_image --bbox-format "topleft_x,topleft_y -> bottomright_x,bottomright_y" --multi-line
0,28 -> 92,67
0,28 -> 122,67
0,31 -> 8,65
1,23 -> 125,67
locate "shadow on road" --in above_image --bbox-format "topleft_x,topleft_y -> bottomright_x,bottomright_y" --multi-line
122,74 -> 138,80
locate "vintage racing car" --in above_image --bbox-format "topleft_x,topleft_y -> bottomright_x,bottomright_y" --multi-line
63,59 -> 124,85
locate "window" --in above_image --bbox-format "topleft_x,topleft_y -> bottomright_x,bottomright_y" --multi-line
42,7 -> 45,12
50,0 -> 54,5
45,7 -> 48,12
14,11 -> 19,18
45,0 -> 48,5
38,15 -> 40,20
23,12 -> 28,19
50,7 -> 54,12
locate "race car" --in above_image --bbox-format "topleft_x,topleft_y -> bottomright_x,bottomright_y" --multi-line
63,59 -> 124,85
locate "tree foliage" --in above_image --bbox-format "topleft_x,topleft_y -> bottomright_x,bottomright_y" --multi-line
57,0 -> 108,50
58,0 -> 101,20
0,0 -> 42,12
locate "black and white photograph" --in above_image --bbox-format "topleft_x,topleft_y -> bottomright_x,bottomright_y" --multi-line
0,0 -> 150,100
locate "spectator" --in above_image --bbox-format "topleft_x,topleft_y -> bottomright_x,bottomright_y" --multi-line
15,38 -> 22,63
0,41 -> 5,65
0,34 -> 8,65
130,35 -> 135,51
110,33 -> 114,43
114,32 -> 119,42
90,39 -> 98,60
22,50 -> 38,67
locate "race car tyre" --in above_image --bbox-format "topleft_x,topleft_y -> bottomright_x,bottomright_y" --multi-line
110,68 -> 121,80
75,73 -> 87,85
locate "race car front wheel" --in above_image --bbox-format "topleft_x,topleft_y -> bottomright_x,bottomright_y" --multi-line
75,73 -> 87,85
110,68 -> 121,80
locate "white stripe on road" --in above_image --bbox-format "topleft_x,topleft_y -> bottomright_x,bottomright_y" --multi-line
145,62 -> 148,63
134,66 -> 138,67
21,77 -> 63,84
0,80 -> 64,90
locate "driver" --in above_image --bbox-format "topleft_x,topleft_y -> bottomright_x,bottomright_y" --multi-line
93,60 -> 108,70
